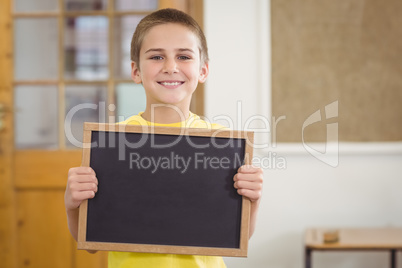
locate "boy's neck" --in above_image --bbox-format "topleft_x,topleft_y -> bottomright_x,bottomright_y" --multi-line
141,106 -> 190,124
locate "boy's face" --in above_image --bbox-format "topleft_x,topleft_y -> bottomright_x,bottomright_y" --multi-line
131,23 -> 209,110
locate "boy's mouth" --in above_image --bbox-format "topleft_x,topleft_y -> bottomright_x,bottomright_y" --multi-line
157,81 -> 185,89
158,81 -> 184,86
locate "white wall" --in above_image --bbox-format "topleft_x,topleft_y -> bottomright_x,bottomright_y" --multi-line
204,1 -> 402,268
204,0 -> 270,130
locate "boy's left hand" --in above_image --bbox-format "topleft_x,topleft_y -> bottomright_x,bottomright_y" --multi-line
233,165 -> 263,202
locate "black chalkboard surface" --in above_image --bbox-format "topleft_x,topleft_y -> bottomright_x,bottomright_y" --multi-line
77,123 -> 254,257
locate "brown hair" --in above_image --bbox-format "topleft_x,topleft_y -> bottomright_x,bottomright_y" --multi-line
130,8 -> 209,66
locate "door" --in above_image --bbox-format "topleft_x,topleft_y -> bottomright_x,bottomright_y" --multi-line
0,0 -> 204,267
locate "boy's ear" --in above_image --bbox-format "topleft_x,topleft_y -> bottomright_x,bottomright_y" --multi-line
198,62 -> 209,83
131,61 -> 142,84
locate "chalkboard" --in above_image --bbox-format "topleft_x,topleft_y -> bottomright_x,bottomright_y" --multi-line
77,123 -> 254,257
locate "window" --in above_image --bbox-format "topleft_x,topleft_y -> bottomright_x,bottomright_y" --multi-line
13,0 -> 158,149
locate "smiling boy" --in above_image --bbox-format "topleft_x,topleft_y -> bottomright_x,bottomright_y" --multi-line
132,22 -> 206,123
65,8 -> 263,268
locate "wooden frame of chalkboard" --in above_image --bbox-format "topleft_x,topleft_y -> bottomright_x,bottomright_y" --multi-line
77,122 -> 254,257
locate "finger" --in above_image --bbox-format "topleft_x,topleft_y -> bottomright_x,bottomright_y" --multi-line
71,190 -> 96,204
71,182 -> 98,193
69,167 -> 96,176
77,167 -> 96,175
234,172 -> 263,183
236,188 -> 261,202
70,175 -> 98,184
234,180 -> 262,191
237,165 -> 261,174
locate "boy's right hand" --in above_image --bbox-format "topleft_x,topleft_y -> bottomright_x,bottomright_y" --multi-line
65,167 -> 98,211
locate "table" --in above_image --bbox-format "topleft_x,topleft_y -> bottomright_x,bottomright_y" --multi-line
305,228 -> 402,268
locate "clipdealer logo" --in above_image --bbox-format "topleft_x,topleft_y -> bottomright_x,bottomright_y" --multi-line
302,101 -> 339,167
64,101 -> 339,168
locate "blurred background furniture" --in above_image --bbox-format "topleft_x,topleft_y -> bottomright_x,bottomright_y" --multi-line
305,228 -> 402,268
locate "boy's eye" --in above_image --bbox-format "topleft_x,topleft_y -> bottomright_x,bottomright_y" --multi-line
178,55 -> 191,60
150,56 -> 163,60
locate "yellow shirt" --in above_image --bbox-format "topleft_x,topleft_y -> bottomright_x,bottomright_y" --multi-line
109,112 -> 227,268
118,111 -> 224,129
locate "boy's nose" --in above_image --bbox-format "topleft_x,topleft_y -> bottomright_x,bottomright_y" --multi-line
163,59 -> 178,74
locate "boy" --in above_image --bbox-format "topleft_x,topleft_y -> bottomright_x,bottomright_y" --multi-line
65,8 -> 263,268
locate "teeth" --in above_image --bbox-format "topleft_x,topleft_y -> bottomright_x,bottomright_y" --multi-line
161,82 -> 181,86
